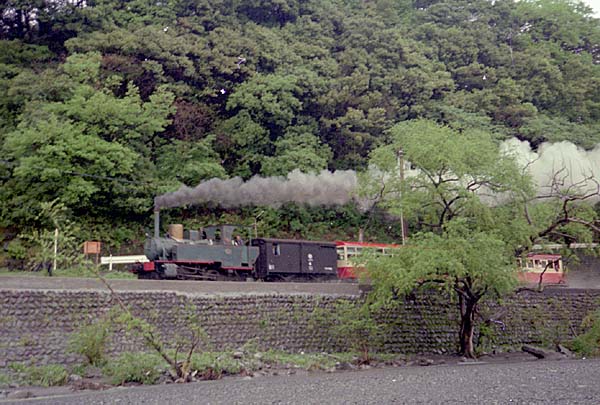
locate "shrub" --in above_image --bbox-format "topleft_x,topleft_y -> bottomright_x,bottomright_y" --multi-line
6,239 -> 27,261
103,352 -> 165,385
22,365 -> 68,387
330,301 -> 387,363
68,320 -> 111,366
261,350 -> 342,371
572,310 -> 600,357
189,352 -> 244,378
0,373 -> 12,388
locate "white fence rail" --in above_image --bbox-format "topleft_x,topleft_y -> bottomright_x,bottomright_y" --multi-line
100,255 -> 148,271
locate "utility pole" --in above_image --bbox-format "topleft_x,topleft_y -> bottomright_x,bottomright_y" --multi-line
397,149 -> 407,245
52,228 -> 58,276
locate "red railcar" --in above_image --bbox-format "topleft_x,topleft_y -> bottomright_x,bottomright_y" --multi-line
335,241 -> 400,280
517,253 -> 566,285
337,242 -> 566,286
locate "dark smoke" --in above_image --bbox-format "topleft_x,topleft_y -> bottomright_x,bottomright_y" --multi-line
154,169 -> 358,210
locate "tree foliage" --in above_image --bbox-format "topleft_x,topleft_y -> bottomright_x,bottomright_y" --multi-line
0,0 -> 598,247
361,119 -> 599,357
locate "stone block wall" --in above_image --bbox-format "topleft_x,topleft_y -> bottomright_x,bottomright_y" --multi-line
480,289 -> 600,349
0,288 -> 599,368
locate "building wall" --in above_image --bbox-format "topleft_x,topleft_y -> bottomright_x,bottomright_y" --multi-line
0,288 -> 599,367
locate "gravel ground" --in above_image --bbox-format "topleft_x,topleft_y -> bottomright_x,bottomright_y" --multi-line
0,276 -> 360,296
2,358 -> 598,404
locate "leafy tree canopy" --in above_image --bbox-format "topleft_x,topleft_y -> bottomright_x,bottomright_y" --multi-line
0,0 -> 599,247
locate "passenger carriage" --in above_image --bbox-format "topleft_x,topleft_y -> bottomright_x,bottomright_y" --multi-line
335,241 -> 400,280
517,253 -> 566,285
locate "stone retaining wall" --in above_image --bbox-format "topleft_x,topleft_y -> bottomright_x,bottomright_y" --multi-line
0,288 -> 599,367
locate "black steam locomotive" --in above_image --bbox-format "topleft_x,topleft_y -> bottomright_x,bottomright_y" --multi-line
131,223 -> 338,281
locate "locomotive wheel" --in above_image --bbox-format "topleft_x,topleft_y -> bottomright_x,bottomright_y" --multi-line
174,266 -> 221,281
205,270 -> 220,281
138,271 -> 160,280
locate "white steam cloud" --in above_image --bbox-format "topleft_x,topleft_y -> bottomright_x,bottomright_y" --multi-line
501,139 -> 600,196
154,169 -> 358,210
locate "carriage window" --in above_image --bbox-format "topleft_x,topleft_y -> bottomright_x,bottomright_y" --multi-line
337,247 -> 346,260
272,244 -> 281,256
347,247 -> 357,257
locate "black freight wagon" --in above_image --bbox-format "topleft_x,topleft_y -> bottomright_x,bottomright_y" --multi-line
252,238 -> 338,281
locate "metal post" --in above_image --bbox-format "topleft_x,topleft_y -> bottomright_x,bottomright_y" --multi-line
397,149 -> 407,245
53,228 -> 58,274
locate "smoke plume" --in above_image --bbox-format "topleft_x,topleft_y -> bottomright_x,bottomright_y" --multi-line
154,169 -> 358,210
501,139 -> 600,196
154,140 -> 599,211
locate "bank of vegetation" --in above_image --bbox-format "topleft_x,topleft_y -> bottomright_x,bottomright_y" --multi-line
0,0 -> 598,250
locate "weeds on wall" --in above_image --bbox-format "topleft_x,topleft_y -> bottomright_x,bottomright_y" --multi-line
110,305 -> 207,383
68,319 -> 112,366
308,299 -> 388,363
572,309 -> 600,357
8,363 -> 68,387
103,352 -> 164,385
92,268 -> 210,383
0,372 -> 12,388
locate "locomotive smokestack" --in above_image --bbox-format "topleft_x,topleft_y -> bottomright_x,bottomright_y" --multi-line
154,210 -> 160,238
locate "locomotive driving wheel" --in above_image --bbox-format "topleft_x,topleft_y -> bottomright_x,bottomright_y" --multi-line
204,269 -> 220,281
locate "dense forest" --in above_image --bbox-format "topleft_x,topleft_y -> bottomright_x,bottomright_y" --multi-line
0,0 -> 599,256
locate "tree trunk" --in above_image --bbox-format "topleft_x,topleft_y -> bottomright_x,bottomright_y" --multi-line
458,294 -> 478,358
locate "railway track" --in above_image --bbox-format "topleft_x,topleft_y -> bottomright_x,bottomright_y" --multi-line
0,276 -> 361,296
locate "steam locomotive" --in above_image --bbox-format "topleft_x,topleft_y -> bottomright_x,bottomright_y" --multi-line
131,223 -> 339,281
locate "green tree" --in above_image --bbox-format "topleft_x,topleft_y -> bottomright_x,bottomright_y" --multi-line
362,120 -> 531,358
216,111 -> 271,177
19,200 -> 88,273
1,0 -> 600,245
261,124 -> 332,176
155,136 -> 227,189
363,119 -> 600,357
226,73 -> 303,131
367,222 -> 516,358
1,116 -> 142,224
0,52 -> 175,225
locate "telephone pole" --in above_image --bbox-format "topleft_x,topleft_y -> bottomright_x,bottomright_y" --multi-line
397,149 -> 408,245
